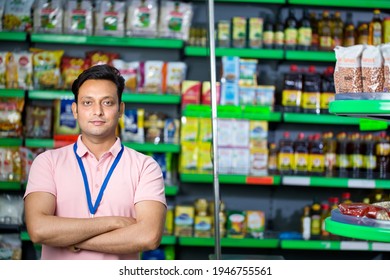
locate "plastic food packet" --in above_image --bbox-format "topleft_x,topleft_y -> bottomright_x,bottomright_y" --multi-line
33,0 -> 64,34
338,202 -> 390,220
0,52 -> 6,88
164,61 -> 187,94
0,148 -> 22,182
0,97 -> 24,137
13,52 -> 33,90
334,44 -> 364,93
3,0 -> 34,31
361,45 -> 384,92
31,48 -> 64,89
61,56 -> 91,89
24,99 -> 53,138
381,43 -> 390,92
63,0 -> 93,35
86,50 -> 119,66
126,0 -> 158,38
138,60 -> 164,93
158,1 -> 193,40
94,0 -> 125,37
112,59 -> 139,92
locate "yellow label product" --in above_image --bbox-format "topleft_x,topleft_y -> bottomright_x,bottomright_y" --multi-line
174,205 -> 195,237
194,216 -> 212,237
198,142 -> 213,174
180,116 -> 199,142
294,153 -> 309,172
308,153 -> 325,173
227,210 -> 246,238
179,141 -> 199,173
301,91 -> 320,110
278,153 -> 294,171
320,92 -> 335,109
282,89 -> 302,107
245,210 -> 265,238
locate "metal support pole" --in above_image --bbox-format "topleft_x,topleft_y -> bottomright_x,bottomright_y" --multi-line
207,0 -> 221,260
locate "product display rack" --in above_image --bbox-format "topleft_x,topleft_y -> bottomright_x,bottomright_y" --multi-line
1,0 -> 390,260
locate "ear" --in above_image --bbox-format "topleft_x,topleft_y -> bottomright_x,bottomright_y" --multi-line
71,102 -> 78,119
119,102 -> 125,118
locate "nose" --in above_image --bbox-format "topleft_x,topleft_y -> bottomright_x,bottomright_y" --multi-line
92,103 -> 104,116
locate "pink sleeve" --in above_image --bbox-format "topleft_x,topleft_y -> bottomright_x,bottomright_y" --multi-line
23,151 -> 56,199
134,156 -> 166,207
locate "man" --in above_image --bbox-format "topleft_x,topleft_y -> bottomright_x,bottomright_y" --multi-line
24,64 -> 167,260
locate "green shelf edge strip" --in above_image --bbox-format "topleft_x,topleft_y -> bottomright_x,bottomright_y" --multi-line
122,93 -> 181,104
281,240 -> 341,250
0,138 -> 23,146
184,46 -> 284,59
0,181 -> 22,191
180,173 -> 280,185
289,0 -> 390,9
25,138 -> 54,148
329,100 -> 390,115
325,218 -> 390,242
0,31 -> 27,41
285,50 -> 335,62
31,34 -> 183,48
165,185 -> 179,196
28,90 -> 74,100
178,237 -> 279,248
0,89 -> 25,98
214,0 -> 285,3
123,142 -> 180,153
161,235 -> 177,245
283,113 -> 360,125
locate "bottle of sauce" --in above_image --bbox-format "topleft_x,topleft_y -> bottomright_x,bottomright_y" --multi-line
293,132 -> 309,175
309,11 -> 319,51
284,8 -> 298,50
263,15 -> 274,49
268,142 -> 278,174
341,192 -> 352,204
348,132 -> 363,179
363,133 -> 377,179
357,22 -> 369,45
336,132 -> 349,178
320,66 -> 335,114
308,133 -> 325,175
282,64 -> 303,112
274,12 -> 285,50
297,9 -> 312,51
320,203 -> 330,240
278,131 -> 294,175
310,199 -> 322,240
301,65 -> 321,114
343,12 -> 356,47
369,9 -> 382,46
323,131 -> 337,177
376,132 -> 390,179
331,11 -> 344,48
301,205 -> 311,240
318,10 -> 332,51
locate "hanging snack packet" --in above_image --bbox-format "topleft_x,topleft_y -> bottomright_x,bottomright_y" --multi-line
112,59 -> 139,92
64,0 -> 93,35
61,56 -> 91,89
126,0 -> 158,38
31,48 -> 64,89
120,108 -> 145,143
334,45 -> 364,93
94,0 -> 125,37
14,52 -> 33,90
164,61 -> 187,94
86,50 -> 119,66
0,97 -> 24,137
3,0 -> 34,31
158,1 -> 193,40
24,100 -> 53,138
361,45 -> 384,93
33,0 -> 64,34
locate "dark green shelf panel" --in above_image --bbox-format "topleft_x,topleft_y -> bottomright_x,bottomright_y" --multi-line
31,33 -> 183,48
0,89 -> 25,98
289,0 -> 390,9
165,185 -> 179,196
28,90 -> 74,100
0,138 -> 23,147
0,31 -> 27,41
161,235 -> 177,245
285,50 -> 335,62
184,46 -> 284,59
281,240 -> 341,250
180,173 -> 281,185
25,138 -> 55,148
282,176 -> 390,189
283,113 -> 360,125
0,181 -> 21,191
122,93 -> 181,104
123,142 -> 180,153
178,237 -> 279,248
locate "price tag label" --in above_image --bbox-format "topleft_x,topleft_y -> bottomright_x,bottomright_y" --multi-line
340,241 -> 369,250
347,179 -> 375,188
371,242 -> 390,251
282,176 -> 310,186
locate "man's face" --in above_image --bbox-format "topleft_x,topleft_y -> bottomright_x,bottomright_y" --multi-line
72,79 -> 123,141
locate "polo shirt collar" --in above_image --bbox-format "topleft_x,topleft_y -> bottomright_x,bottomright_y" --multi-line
75,135 -> 123,158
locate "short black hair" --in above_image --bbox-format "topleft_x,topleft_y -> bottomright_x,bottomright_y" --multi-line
71,64 -> 125,103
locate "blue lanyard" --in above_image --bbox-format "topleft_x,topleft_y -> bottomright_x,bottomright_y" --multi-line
73,143 -> 124,217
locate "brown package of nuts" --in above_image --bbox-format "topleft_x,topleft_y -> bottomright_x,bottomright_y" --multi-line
361,45 -> 384,93
334,45 -> 364,93
381,43 -> 390,92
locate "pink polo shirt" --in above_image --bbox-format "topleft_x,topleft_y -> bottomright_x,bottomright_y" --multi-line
24,136 -> 166,260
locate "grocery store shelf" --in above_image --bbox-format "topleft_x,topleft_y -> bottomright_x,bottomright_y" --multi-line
178,237 -> 279,248
28,90 -> 74,100
282,176 -> 390,189
0,31 -> 27,41
31,33 -> 184,48
124,142 -> 180,153
289,0 -> 390,9
283,112 -> 360,125
180,173 -> 281,185
165,185 -> 179,196
161,235 -> 177,245
0,181 -> 22,191
281,240 -> 341,250
285,50 -> 335,62
184,46 -> 284,59
0,89 -> 25,98
122,93 -> 181,104
0,138 -> 23,147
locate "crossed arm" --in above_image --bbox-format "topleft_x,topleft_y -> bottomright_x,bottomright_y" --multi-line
24,192 -> 166,254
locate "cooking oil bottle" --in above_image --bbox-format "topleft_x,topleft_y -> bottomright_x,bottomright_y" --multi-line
369,9 -> 382,45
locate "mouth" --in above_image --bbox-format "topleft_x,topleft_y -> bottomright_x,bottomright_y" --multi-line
90,120 -> 105,126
